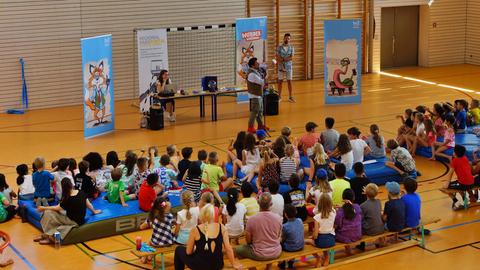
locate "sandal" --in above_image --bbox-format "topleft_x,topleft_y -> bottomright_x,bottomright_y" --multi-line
39,238 -> 52,245
33,235 -> 45,242
0,258 -> 14,267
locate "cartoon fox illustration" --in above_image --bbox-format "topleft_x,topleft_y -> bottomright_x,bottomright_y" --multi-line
85,60 -> 110,126
237,42 -> 255,80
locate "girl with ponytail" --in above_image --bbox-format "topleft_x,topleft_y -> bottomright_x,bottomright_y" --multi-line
16,164 -> 34,201
140,197 -> 175,248
334,189 -> 362,246
175,190 -> 200,244
365,124 -> 386,159
222,188 -> 247,243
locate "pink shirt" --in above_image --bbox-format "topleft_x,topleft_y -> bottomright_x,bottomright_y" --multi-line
246,211 -> 282,258
299,133 -> 321,150
444,128 -> 455,148
434,117 -> 445,137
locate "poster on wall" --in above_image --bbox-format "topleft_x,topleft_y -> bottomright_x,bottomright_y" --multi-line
324,19 -> 362,104
137,29 -> 169,113
235,16 -> 267,103
81,34 -> 114,139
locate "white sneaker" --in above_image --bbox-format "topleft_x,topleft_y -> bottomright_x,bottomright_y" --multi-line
278,98 -> 282,102
169,114 -> 176,122
288,96 -> 296,103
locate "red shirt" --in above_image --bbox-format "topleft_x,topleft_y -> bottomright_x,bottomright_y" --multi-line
452,156 -> 474,185
299,132 -> 320,150
138,182 -> 156,212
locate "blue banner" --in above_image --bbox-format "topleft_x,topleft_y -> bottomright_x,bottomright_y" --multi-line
324,19 -> 362,104
81,34 -> 114,138
235,17 -> 267,103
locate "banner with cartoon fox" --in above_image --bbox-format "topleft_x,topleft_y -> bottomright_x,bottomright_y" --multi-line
324,19 -> 362,104
235,17 -> 267,103
81,34 -> 115,138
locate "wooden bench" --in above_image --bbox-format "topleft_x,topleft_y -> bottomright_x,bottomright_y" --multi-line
131,245 -> 177,270
225,216 -> 440,270
440,188 -> 480,210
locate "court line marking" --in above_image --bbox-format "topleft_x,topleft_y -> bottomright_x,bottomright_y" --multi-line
80,242 -> 150,270
8,243 -> 36,270
399,85 -> 421,89
367,88 -> 392,92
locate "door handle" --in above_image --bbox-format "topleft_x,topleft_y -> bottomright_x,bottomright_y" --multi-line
392,35 -> 395,56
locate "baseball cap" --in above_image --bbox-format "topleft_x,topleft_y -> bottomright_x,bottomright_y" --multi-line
256,129 -> 267,139
385,181 -> 401,195
316,168 -> 328,179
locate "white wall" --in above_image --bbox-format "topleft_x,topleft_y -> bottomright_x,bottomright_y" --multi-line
0,0 -> 245,111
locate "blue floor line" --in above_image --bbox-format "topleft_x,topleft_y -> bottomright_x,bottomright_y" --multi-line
8,243 -> 36,270
429,218 -> 480,232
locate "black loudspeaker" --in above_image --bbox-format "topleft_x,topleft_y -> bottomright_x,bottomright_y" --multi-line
201,76 -> 218,92
149,105 -> 164,130
264,93 -> 279,116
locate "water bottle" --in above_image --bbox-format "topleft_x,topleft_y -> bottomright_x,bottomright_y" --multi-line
54,231 -> 61,249
136,236 -> 142,251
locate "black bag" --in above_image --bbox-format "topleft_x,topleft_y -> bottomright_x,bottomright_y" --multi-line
149,105 -> 164,130
264,93 -> 279,116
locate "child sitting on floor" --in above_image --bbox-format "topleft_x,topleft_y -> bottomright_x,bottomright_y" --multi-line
119,152 -> 137,192
383,182 -> 406,232
365,124 -> 386,159
175,190 -> 199,245
412,118 -> 436,158
16,164 -> 34,201
184,161 -> 203,202
347,127 -> 371,164
32,157 -> 54,207
257,150 -> 280,192
0,175 -> 15,204
283,174 -> 307,222
406,113 -> 425,155
74,161 -> 98,199
166,144 -> 180,170
0,190 -> 16,224
349,162 -> 370,204
454,100 -> 467,133
138,173 -> 163,212
279,204 -> 305,270
432,115 -> 456,161
105,168 -> 136,207
152,155 -> 179,190
279,144 -> 299,183
201,151 -> 233,204
269,180 -> 285,218
232,133 -> 261,183
330,163 -> 351,206
53,158 -> 74,201
334,189 -> 362,248
198,192 -> 221,223
385,139 -> 417,179
222,188 -> 246,243
396,108 -> 414,146
177,147 -> 193,182
321,117 -> 340,154
468,99 -> 480,126
443,145 -> 477,209
305,193 -> 336,267
239,182 -> 259,220
330,134 -> 354,171
133,157 -> 150,194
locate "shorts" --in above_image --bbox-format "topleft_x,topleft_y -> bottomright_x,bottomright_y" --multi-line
448,181 -> 472,191
160,99 -> 175,111
314,233 -> 335,248
241,164 -> 256,175
278,62 -> 293,81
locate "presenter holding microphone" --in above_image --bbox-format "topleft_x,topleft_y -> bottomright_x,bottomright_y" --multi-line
246,58 -> 269,133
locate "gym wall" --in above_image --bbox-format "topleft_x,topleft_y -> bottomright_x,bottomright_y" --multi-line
0,0 -> 245,111
466,0 -> 480,65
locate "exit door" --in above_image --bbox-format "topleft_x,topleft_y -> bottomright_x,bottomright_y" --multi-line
381,6 -> 419,69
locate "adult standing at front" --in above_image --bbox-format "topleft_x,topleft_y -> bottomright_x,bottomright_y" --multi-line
235,192 -> 283,261
34,178 -> 101,244
277,33 -> 295,102
246,58 -> 268,133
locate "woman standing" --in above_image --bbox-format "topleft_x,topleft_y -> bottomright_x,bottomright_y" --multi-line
34,178 -> 101,244
174,204 -> 242,270
156,70 -> 176,122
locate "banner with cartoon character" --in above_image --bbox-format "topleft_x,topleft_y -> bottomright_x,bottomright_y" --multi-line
81,34 -> 114,138
235,17 -> 267,103
137,29 -> 169,113
324,19 -> 362,104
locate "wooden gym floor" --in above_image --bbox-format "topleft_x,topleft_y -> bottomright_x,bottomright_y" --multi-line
0,64 -> 479,269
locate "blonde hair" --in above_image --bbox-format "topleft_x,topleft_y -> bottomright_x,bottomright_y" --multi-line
181,190 -> 194,220
318,193 -> 334,219
314,177 -> 332,193
200,203 -> 215,250
200,191 -> 215,207
166,144 -> 176,156
285,144 -> 295,157
365,183 -> 379,199
312,143 -> 328,165
34,157 -> 45,170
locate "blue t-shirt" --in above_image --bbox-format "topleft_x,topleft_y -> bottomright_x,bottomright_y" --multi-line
32,170 -> 54,198
282,218 -> 305,251
456,109 -> 466,130
401,193 -> 421,228
384,199 -> 406,232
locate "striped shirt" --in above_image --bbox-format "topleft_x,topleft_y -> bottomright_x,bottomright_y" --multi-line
280,157 -> 297,183
184,176 -> 202,202
240,197 -> 259,220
